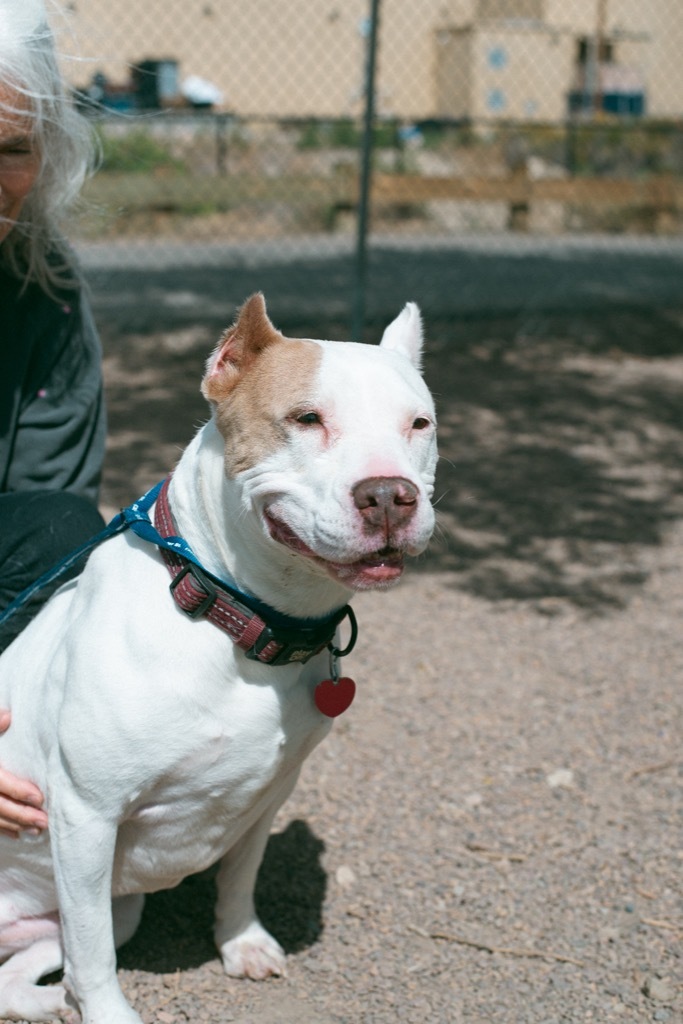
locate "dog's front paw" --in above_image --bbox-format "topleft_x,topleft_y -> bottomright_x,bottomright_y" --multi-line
219,920 -> 286,980
0,980 -> 79,1024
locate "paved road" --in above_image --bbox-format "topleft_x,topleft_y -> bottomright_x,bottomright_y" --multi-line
80,233 -> 683,336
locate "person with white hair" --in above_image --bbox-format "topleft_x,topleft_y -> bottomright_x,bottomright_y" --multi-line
0,0 -> 106,834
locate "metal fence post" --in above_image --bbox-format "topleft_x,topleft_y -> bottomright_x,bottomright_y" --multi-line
351,0 -> 382,342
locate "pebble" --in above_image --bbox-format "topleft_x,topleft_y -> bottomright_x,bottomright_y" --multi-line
642,977 -> 676,1003
546,768 -> 575,789
336,865 -> 357,889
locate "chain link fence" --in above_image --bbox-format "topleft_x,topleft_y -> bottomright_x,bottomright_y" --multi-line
49,0 -> 683,337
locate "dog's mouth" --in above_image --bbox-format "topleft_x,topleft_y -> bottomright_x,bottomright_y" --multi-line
327,547 -> 405,589
264,510 -> 405,589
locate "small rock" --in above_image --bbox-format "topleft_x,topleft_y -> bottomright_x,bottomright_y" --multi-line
546,768 -> 574,789
642,976 -> 676,1003
336,864 -> 357,888
464,792 -> 483,808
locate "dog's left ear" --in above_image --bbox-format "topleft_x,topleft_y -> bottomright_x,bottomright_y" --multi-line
202,293 -> 282,404
379,302 -> 424,371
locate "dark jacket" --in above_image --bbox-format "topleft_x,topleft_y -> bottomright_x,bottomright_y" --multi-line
0,266 -> 106,503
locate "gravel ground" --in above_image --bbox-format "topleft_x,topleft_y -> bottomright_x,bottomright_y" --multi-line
63,302 -> 683,1023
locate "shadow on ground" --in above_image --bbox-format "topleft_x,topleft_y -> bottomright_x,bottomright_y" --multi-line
116,820 -> 326,973
100,299 -> 683,616
420,305 -> 683,610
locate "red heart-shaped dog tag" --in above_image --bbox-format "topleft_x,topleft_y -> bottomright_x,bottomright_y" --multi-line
314,676 -> 356,718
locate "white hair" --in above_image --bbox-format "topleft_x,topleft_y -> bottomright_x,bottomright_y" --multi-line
0,0 -> 96,293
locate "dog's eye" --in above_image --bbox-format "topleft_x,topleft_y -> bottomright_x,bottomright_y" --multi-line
295,411 -> 322,426
412,416 -> 431,431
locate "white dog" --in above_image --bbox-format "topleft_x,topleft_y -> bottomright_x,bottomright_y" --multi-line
0,294 -> 437,1023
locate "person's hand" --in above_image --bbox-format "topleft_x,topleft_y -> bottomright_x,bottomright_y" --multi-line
0,709 -> 48,838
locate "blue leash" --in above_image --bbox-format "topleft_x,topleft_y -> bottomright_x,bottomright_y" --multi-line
0,481 -> 164,628
0,480 -> 342,634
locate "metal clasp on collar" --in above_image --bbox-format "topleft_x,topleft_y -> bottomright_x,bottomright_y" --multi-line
169,561 -> 218,619
244,624 -> 323,666
244,605 -> 358,667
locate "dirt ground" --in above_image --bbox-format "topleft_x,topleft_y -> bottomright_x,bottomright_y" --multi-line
85,296 -> 683,1024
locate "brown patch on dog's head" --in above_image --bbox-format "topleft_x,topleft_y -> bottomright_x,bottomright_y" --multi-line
202,293 -> 282,405
204,294 -> 323,476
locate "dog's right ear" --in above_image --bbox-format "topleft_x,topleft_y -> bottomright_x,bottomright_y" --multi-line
202,293 -> 282,404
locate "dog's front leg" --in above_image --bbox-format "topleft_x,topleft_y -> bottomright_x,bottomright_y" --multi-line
49,791 -> 141,1024
215,771 -> 299,980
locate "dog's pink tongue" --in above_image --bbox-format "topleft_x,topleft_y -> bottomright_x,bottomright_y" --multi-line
356,551 -> 404,583
327,550 -> 404,588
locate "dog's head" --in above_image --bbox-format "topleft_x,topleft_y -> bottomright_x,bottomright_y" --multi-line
201,294 -> 437,591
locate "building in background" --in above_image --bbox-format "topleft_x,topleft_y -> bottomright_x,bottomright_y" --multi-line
55,0 -> 682,122
435,0 -> 657,121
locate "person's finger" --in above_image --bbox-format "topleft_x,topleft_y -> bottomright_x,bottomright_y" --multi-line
0,814 -> 44,835
0,789 -> 48,832
0,733 -> 48,832
0,767 -> 44,809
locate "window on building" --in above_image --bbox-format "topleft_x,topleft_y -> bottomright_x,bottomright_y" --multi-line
577,37 -> 614,65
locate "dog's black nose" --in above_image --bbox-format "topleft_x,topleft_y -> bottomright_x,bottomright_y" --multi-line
352,476 -> 418,529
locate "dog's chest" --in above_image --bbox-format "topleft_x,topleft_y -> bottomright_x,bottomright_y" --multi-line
111,675 -> 329,893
